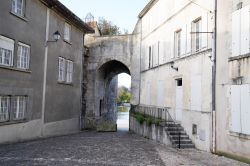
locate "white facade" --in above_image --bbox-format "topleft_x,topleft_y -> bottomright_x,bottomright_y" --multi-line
216,0 -> 250,160
137,0 -> 214,151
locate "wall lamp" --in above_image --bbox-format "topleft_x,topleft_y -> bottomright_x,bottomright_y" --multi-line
170,61 -> 178,71
45,31 -> 61,46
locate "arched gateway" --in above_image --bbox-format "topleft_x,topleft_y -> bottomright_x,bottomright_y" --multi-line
83,34 -> 141,131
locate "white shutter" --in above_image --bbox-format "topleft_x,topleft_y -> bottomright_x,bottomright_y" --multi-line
154,42 -> 159,66
181,25 -> 187,56
165,41 -> 171,62
171,32 -> 175,59
240,84 -> 250,135
186,23 -> 191,54
159,41 -> 164,64
157,80 -> 165,106
201,12 -> 208,48
240,6 -> 250,55
190,75 -> 202,111
230,85 -> 241,133
232,10 -> 241,57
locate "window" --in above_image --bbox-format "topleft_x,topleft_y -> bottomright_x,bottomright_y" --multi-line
11,0 -> 25,16
13,96 -> 26,120
176,79 -> 182,87
232,5 -> 249,57
58,57 -> 66,82
175,30 -> 181,57
148,46 -> 152,69
64,23 -> 71,42
66,60 -> 73,83
17,42 -> 30,69
0,96 -> 10,122
0,36 -> 14,67
192,18 -> 202,52
58,57 -> 74,83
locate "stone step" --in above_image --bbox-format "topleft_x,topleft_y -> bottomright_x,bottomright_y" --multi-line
172,139 -> 193,144
173,143 -> 195,149
167,131 -> 186,136
169,135 -> 189,140
165,127 -> 184,131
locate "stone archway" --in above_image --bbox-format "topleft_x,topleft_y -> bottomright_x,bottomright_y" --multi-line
95,60 -> 130,131
83,34 -> 141,131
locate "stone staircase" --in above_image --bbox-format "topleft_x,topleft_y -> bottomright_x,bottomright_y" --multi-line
165,122 -> 195,149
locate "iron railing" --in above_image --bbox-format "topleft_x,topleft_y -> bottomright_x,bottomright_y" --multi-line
131,104 -> 182,149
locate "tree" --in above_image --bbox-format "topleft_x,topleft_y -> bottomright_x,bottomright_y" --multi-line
97,17 -> 121,35
117,86 -> 131,103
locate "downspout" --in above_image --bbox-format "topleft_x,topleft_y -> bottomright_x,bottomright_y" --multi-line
212,0 -> 217,153
41,8 -> 50,136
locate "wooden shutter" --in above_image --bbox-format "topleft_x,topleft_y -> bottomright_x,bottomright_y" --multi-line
240,84 -> 250,135
181,25 -> 187,56
201,12 -> 208,49
230,85 -> 241,133
240,5 -> 250,55
232,10 -> 241,57
190,75 -> 202,111
186,23 -> 191,54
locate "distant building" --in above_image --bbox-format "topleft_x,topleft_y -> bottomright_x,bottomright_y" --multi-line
0,0 -> 93,143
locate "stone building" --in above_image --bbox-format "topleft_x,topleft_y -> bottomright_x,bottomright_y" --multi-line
0,0 -> 93,143
216,0 -> 250,160
134,0 -> 214,151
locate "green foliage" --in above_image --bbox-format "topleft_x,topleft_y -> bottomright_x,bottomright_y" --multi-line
135,113 -> 145,125
132,112 -> 162,127
117,86 -> 131,103
146,116 -> 154,126
98,17 -> 121,35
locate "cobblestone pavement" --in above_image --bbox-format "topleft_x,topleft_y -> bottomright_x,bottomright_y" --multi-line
0,131 -> 248,166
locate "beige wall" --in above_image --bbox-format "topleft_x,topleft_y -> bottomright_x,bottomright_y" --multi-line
138,0 -> 214,151
216,0 -> 250,160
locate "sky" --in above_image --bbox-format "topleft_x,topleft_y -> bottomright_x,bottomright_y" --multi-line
58,0 -> 149,88
59,0 -> 150,33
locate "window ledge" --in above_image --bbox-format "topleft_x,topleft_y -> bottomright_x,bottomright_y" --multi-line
229,53 -> 250,61
0,65 -> 31,73
63,39 -> 72,45
10,11 -> 28,22
57,81 -> 73,86
229,131 -> 250,140
0,119 -> 27,126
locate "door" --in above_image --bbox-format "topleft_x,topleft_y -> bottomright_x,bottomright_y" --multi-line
176,79 -> 183,122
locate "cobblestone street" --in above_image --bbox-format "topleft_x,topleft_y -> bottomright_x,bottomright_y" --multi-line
0,131 -> 247,166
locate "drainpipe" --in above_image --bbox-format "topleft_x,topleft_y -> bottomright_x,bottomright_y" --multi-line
212,0 -> 217,154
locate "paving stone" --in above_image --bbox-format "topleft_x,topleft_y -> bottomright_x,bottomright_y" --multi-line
0,131 -> 247,166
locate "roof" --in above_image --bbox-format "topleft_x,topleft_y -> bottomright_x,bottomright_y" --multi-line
40,0 -> 94,33
138,0 -> 159,18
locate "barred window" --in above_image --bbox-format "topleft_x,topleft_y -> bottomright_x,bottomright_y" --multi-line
17,43 -> 30,69
0,96 -> 10,122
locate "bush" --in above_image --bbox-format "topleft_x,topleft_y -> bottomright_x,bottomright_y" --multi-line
154,118 -> 161,126
135,113 -> 145,125
146,116 -> 154,126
